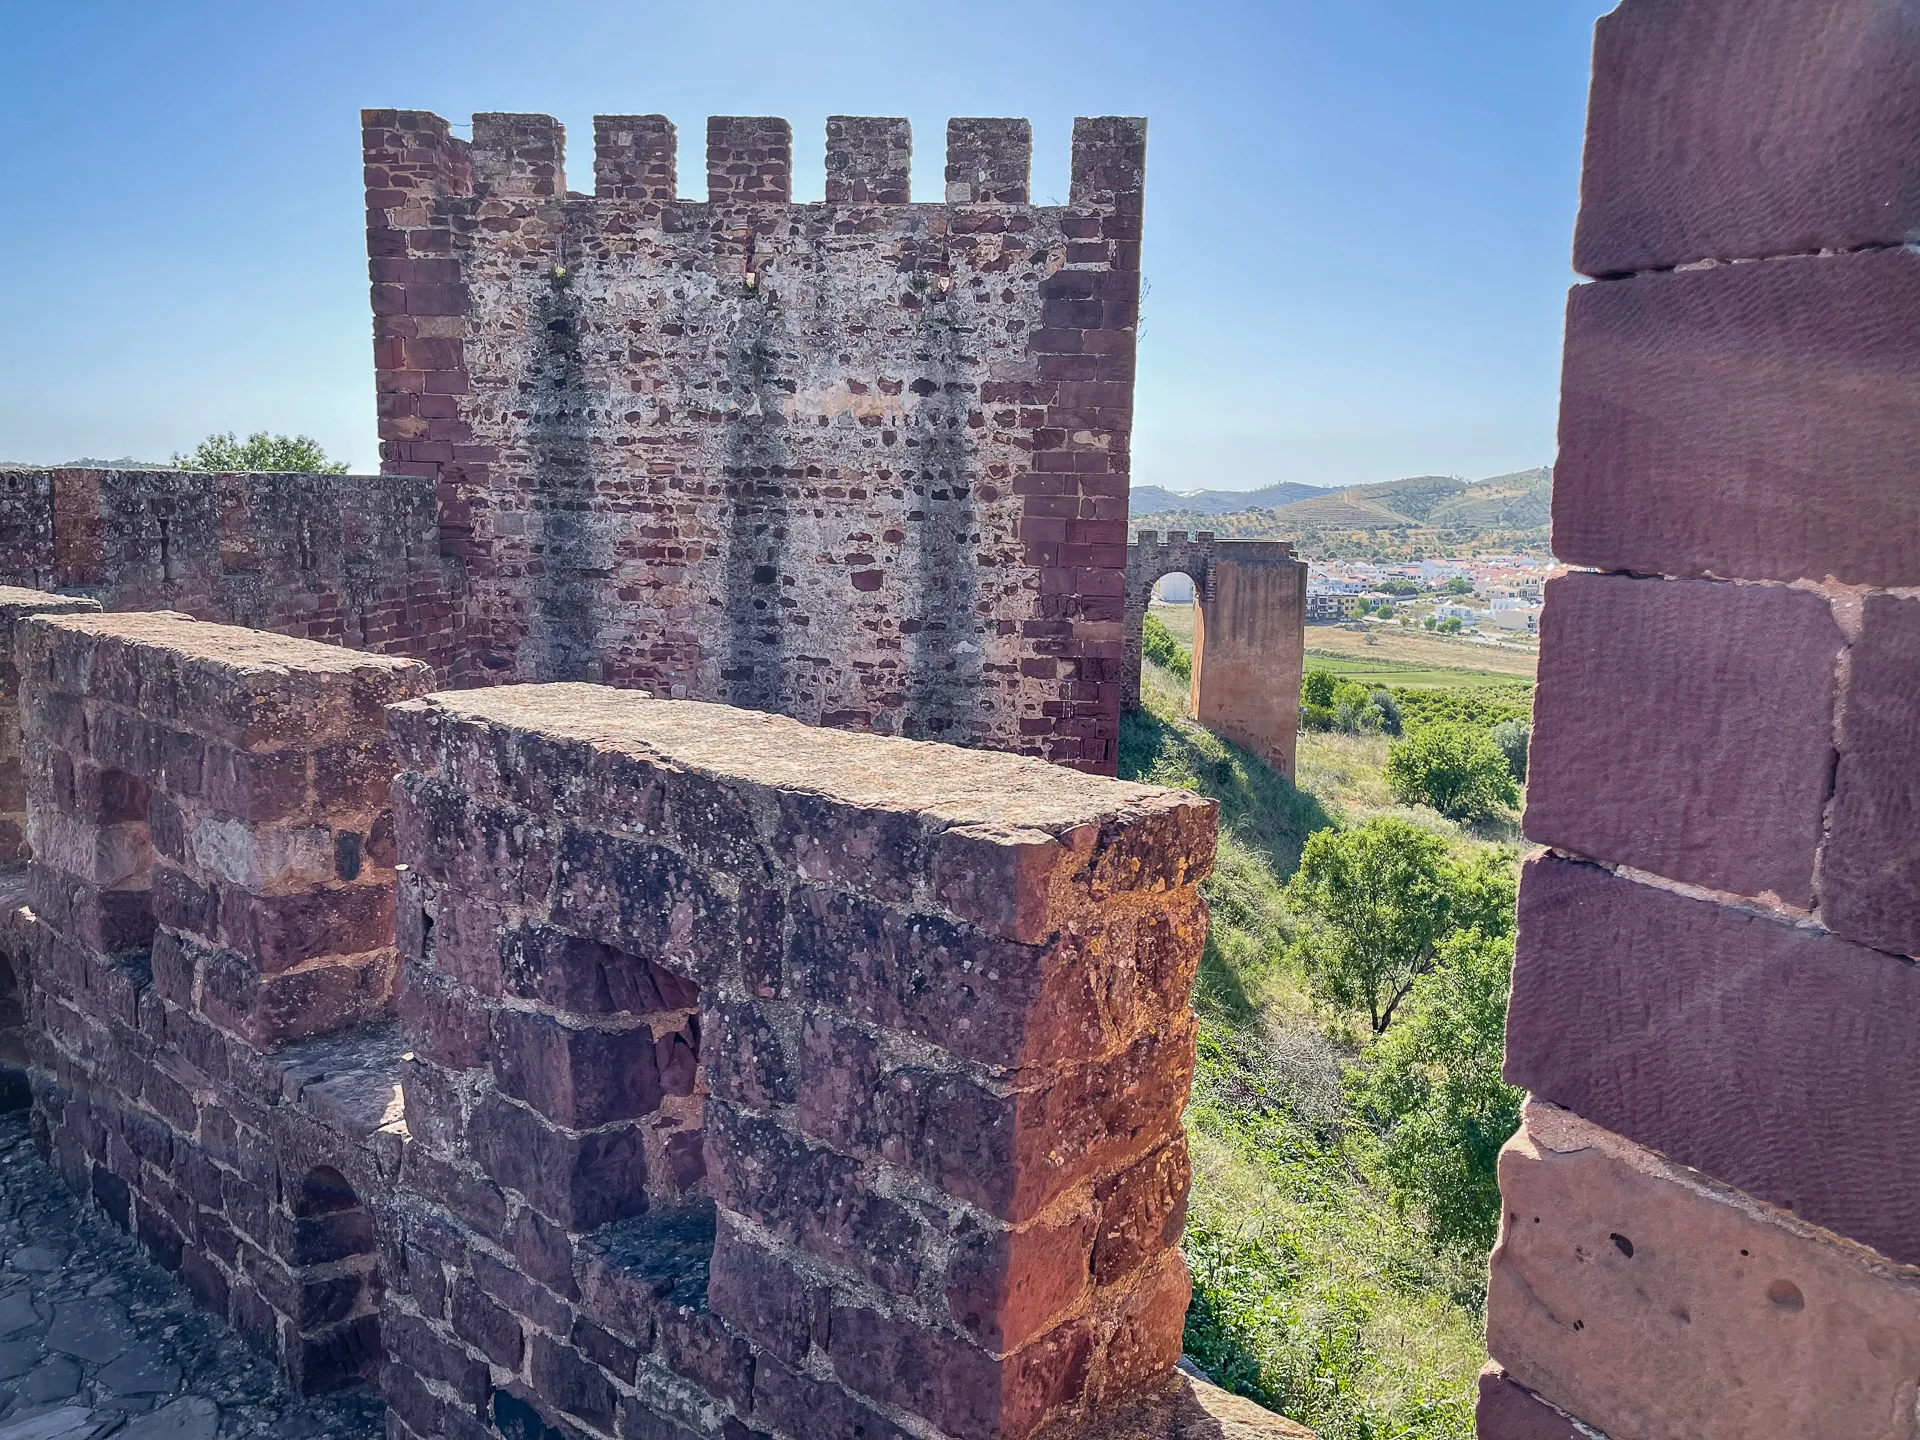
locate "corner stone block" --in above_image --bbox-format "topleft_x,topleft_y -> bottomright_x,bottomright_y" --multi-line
1574,0 -> 1920,276
1524,571 -> 1841,908
1509,854 -> 1920,1267
1487,1102 -> 1920,1440
1818,590 -> 1920,957
1555,249 -> 1920,587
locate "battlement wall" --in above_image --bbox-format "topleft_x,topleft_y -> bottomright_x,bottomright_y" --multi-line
0,596 -> 1316,1439
364,109 -> 1147,773
0,469 -> 462,679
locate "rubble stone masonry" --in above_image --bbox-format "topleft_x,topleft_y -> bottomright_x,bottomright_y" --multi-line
363,109 -> 1147,773
1483,1 -> 1920,1436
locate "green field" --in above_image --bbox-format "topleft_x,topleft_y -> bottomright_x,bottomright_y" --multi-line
1303,651 -> 1524,691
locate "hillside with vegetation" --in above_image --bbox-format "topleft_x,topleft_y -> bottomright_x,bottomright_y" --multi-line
1132,467 -> 1552,561
1131,616 -> 1531,1439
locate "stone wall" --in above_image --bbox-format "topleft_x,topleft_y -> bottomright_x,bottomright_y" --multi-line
364,110 -> 1146,773
0,469 -> 462,680
1,604 -> 1320,1438
1123,534 -> 1305,777
18,610 -> 433,1390
1483,2 -> 1920,1435
381,685 -> 1214,1440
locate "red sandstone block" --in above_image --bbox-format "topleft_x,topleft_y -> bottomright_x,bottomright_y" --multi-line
830,1300 -> 1090,1440
221,883 -> 396,973
771,791 -> 924,902
398,961 -> 491,1070
1509,854 -> 1920,1265
1557,252 -> 1920,586
1477,1364 -> 1587,1440
528,1333 -> 618,1432
705,1215 -> 830,1366
550,826 -> 731,980
27,864 -> 155,955
491,1008 -> 666,1128
1819,592 -> 1920,957
1091,1135 -> 1190,1286
200,946 -> 396,1051
451,1275 -> 525,1368
943,1207 -> 1095,1352
705,1100 -> 928,1296
1574,0 -> 1920,275
749,1358 -> 916,1440
469,1093 -> 650,1230
790,891 -> 1109,1071
1525,573 -> 1839,907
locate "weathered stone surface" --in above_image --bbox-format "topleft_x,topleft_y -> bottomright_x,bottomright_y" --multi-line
1574,0 -> 1920,276
1525,571 -> 1841,907
1472,1366 -> 1587,1440
1820,590 -> 1920,957
1509,855 -> 1920,1266
1487,1103 -> 1920,1440
1555,250 -> 1920,587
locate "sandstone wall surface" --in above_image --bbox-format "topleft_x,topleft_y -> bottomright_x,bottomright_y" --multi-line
1484,1 -> 1920,1434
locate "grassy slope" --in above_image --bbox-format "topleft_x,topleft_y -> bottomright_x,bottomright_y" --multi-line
1122,661 -> 1488,1440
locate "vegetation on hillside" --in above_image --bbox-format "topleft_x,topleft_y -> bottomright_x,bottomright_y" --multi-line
1124,639 -> 1531,1439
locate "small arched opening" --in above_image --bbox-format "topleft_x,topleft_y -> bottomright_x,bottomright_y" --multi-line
283,1165 -> 384,1393
1140,572 -> 1201,716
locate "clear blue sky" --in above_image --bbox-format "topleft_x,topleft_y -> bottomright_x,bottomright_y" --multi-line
0,1 -> 1611,490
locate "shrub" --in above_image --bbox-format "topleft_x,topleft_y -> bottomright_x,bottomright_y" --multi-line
1142,612 -> 1191,683
1368,690 -> 1402,736
1439,617 -> 1464,634
1302,668 -> 1339,709
1393,685 -> 1533,731
1347,929 -> 1522,1253
1489,719 -> 1530,783
1443,578 -> 1473,595
1286,816 -> 1516,1032
1385,723 -> 1518,820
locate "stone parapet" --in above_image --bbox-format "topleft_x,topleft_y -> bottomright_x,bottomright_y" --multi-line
380,683 -> 1216,1440
17,611 -> 432,1390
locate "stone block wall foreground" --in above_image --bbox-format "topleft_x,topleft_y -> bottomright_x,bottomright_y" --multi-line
365,109 -> 1145,772
2,600 -> 1307,1438
382,685 -> 1215,1440
1484,1 -> 1920,1436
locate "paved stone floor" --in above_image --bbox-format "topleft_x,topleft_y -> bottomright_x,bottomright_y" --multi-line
0,1111 -> 384,1440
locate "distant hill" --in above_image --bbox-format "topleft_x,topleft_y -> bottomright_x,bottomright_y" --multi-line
1130,481 -> 1333,516
1132,466 -> 1554,560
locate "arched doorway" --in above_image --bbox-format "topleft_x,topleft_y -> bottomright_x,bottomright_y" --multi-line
1124,532 -> 1310,778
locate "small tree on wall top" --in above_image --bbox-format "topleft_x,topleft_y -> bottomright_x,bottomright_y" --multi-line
171,432 -> 348,474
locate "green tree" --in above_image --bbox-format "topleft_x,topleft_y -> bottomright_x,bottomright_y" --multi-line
1443,578 -> 1473,596
1286,816 -> 1515,1032
171,432 -> 348,474
1302,668 -> 1338,708
1348,929 -> 1522,1252
1439,617 -> 1464,634
1142,612 -> 1192,683
1386,723 -> 1518,820
1490,719 -> 1530,783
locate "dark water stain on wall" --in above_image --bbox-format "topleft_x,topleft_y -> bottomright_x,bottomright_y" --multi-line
524,267 -> 604,682
719,293 -> 794,714
902,282 -> 981,743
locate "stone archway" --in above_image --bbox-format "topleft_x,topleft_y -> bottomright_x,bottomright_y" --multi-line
1125,531 -> 1308,778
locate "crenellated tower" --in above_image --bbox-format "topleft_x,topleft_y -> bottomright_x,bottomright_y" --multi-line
362,109 -> 1146,774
